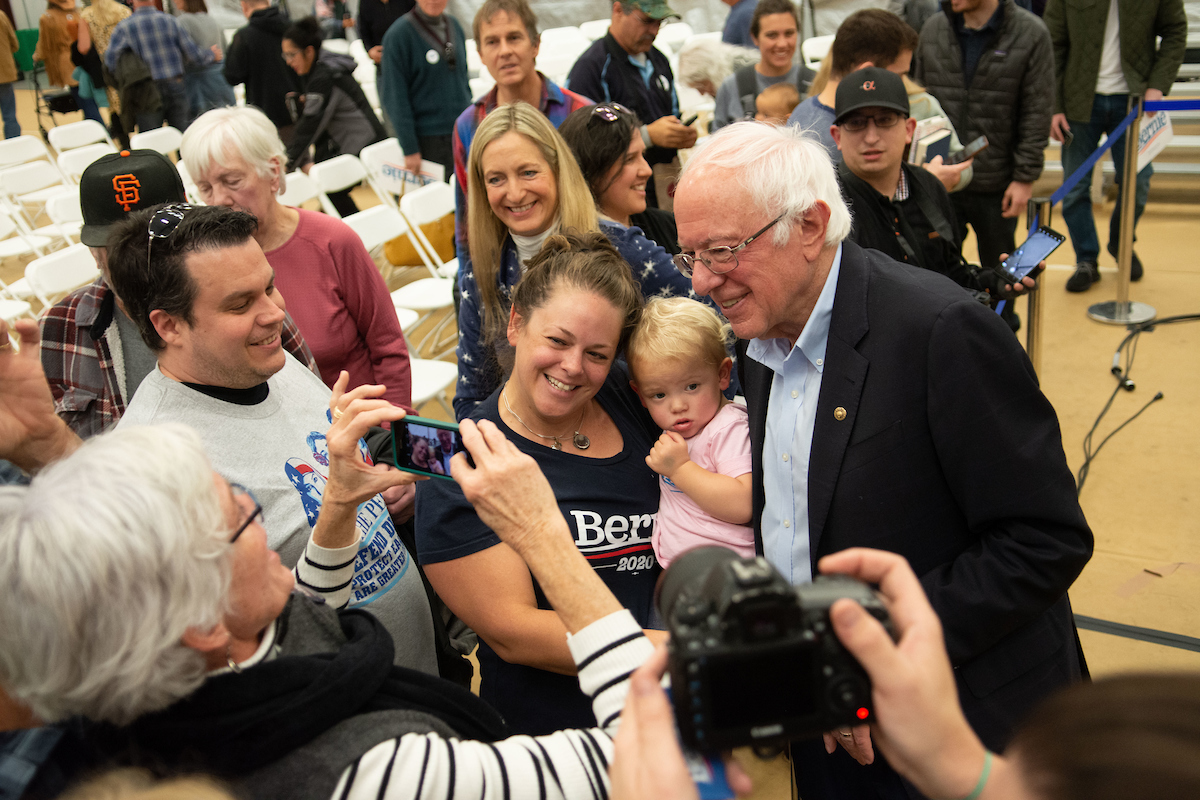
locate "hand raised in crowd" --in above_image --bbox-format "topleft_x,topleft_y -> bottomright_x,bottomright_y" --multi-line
610,645 -> 754,800
646,430 -> 691,479
453,419 -> 569,555
818,548 -> 1020,800
922,155 -> 972,193
324,371 -> 418,510
646,116 -> 699,150
0,319 -> 81,473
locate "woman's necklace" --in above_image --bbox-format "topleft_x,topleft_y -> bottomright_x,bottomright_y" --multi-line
501,390 -> 591,451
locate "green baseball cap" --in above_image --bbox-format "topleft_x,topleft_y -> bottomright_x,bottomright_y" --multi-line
624,0 -> 681,21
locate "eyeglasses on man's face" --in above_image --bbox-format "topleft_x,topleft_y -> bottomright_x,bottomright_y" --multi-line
229,483 -> 264,544
672,213 -> 786,278
839,111 -> 905,133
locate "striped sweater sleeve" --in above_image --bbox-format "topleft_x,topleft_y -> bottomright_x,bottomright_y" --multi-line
293,539 -> 358,609
330,610 -> 653,800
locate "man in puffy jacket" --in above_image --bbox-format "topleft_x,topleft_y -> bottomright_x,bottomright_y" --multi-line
913,0 -> 1053,288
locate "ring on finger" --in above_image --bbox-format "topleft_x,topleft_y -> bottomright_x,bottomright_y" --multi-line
333,407 -> 344,420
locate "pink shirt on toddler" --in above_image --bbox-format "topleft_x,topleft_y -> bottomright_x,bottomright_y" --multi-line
653,401 -> 756,568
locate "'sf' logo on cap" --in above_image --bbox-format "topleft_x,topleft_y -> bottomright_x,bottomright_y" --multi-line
862,80 -> 876,91
113,174 -> 142,211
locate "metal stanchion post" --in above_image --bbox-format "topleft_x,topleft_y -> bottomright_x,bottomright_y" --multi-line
1024,197 -> 1050,374
1088,95 -> 1156,325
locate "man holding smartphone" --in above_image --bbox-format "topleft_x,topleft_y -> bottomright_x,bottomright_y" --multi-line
831,68 -> 1037,310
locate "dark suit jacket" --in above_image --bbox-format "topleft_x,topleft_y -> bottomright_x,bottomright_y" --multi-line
738,241 -> 1092,753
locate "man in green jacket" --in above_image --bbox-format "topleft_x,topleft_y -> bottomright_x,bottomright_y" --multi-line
1045,0 -> 1186,292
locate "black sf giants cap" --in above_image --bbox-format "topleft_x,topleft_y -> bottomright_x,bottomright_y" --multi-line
80,149 -> 188,247
834,67 -> 910,126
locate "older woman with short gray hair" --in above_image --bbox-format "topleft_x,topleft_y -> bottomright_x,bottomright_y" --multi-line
181,106 -> 414,414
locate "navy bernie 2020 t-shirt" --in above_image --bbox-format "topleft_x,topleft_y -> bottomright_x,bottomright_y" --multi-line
415,367 -> 663,735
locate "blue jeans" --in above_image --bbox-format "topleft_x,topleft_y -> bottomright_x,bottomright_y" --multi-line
184,63 -> 235,117
0,82 -> 19,138
68,84 -> 105,125
1061,93 -> 1153,264
136,76 -> 191,132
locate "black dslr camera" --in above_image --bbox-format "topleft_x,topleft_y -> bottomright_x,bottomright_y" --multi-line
658,547 -> 892,752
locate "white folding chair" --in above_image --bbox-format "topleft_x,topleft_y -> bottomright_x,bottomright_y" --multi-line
322,38 -> 351,55
176,162 -> 205,204
308,154 -> 387,217
0,135 -> 59,171
408,357 -> 458,417
390,277 -> 456,360
465,40 -> 482,78
276,170 -> 332,210
360,81 -> 382,116
470,74 -> 496,101
57,143 -> 118,183
802,34 -> 835,68
23,243 -> 101,308
47,119 -> 114,156
0,206 -> 54,263
342,204 -> 407,258
656,22 -> 694,55
0,296 -> 33,325
29,188 -> 84,247
398,181 -> 458,280
353,61 -> 376,86
579,19 -> 611,41
130,126 -> 184,156
349,38 -> 371,66
539,26 -> 590,56
0,161 -> 71,225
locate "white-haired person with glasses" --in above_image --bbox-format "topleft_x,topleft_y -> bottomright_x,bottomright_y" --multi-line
0,315 -> 659,800
672,119 -> 1092,800
94,203 -> 449,679
453,100 -> 715,420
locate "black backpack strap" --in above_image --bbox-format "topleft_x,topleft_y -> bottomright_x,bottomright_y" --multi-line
735,64 -> 758,118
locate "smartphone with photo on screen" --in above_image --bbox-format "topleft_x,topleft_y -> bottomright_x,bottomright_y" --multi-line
390,416 -> 464,481
998,225 -> 1066,284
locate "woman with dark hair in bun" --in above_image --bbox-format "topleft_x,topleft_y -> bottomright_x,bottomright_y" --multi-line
418,230 -> 667,736
281,16 -> 386,216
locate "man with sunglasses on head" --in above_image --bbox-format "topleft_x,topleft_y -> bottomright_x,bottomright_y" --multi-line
672,119 -> 1092,800
38,149 -> 318,442
102,203 -> 446,681
567,0 -> 697,210
832,67 -> 1036,315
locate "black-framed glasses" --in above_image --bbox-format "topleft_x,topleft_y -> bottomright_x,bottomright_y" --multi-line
839,111 -> 904,132
592,102 -> 634,123
229,483 -> 264,544
146,203 -> 191,268
672,213 -> 786,278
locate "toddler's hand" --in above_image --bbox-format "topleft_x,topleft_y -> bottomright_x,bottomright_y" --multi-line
646,431 -> 690,478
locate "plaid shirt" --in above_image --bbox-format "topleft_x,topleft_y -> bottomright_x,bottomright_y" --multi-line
451,75 -> 592,265
104,6 -> 211,81
40,279 -> 319,439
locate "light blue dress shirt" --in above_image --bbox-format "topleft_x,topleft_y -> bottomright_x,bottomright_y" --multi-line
745,244 -> 842,586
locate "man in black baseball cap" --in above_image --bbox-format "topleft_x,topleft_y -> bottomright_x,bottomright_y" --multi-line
830,66 -> 1036,314
38,149 -> 317,439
